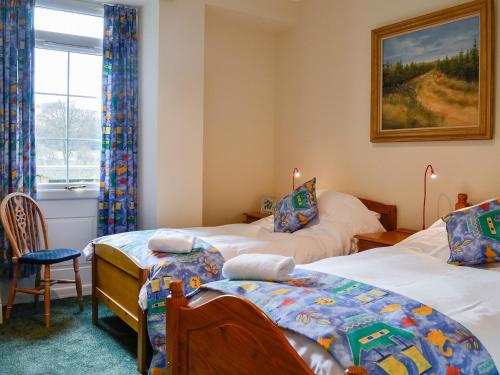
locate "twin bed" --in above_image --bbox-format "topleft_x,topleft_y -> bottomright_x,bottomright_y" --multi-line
88,191 -> 396,373
170,219 -> 500,374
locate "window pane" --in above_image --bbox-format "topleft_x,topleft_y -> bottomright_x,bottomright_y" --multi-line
36,140 -> 67,183
69,97 -> 101,139
35,94 -> 67,139
68,141 -> 101,183
70,53 -> 102,97
34,8 -> 104,187
35,8 -> 103,39
35,49 -> 68,95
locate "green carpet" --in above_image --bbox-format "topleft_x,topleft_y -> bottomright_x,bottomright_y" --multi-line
0,296 -> 141,375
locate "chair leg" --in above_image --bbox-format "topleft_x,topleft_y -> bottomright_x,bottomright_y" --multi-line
34,265 -> 41,309
73,258 -> 83,312
5,263 -> 19,321
44,265 -> 51,328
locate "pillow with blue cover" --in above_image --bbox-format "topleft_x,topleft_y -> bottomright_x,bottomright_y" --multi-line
274,178 -> 318,233
443,198 -> 500,266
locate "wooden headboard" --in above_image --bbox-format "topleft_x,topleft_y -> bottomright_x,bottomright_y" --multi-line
358,198 -> 397,231
357,193 -> 470,232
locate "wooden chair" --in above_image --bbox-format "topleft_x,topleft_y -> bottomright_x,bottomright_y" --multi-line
0,192 -> 83,327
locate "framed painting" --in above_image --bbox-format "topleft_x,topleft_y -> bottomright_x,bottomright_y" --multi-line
371,0 -> 493,142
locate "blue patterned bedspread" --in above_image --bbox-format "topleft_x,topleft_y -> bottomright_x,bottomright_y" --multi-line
203,270 -> 498,375
91,230 -> 225,374
144,240 -> 224,374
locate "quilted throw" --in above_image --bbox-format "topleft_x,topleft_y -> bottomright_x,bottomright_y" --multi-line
203,270 -> 498,375
145,239 -> 225,374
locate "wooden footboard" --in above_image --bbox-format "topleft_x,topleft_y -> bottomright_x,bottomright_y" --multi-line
92,243 -> 149,373
166,281 -> 367,375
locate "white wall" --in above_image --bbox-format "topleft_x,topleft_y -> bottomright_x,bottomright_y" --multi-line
203,7 -> 277,225
155,0 -> 206,228
206,0 -> 298,27
274,0 -> 500,229
152,0 -> 298,227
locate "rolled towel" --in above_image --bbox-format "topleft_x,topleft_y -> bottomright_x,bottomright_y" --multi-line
148,231 -> 195,253
222,253 -> 295,282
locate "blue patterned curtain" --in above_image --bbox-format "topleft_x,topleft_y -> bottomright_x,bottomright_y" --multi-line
0,0 -> 36,275
98,5 -> 138,236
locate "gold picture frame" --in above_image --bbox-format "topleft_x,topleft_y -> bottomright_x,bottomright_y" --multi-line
370,0 -> 493,142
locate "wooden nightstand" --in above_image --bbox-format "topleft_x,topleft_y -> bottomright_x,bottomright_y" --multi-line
354,229 -> 418,252
243,211 -> 270,223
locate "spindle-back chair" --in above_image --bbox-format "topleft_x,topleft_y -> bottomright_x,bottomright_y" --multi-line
0,192 -> 83,327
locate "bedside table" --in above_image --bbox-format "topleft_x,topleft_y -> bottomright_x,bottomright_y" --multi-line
243,211 -> 270,223
354,229 -> 417,252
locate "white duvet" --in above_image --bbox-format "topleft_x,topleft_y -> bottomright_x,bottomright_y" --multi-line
191,220 -> 500,374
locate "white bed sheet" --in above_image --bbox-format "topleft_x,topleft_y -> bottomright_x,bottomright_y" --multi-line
191,224 -> 500,374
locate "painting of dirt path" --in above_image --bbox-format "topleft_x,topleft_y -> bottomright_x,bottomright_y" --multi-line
381,15 -> 480,130
412,70 -> 478,125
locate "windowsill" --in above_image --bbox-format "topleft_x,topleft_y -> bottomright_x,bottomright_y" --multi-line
37,188 -> 99,201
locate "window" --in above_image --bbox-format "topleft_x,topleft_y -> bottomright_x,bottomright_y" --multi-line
35,4 -> 103,188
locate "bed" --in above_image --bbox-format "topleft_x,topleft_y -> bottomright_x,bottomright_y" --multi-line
166,196 -> 500,375
89,191 -> 397,373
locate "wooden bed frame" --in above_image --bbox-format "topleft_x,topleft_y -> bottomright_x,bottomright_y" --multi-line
91,196 -> 397,373
166,280 -> 367,375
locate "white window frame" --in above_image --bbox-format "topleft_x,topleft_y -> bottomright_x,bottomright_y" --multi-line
35,0 -> 103,198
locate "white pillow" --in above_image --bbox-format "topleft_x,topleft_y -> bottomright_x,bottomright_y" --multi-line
397,219 -> 450,261
308,190 -> 386,235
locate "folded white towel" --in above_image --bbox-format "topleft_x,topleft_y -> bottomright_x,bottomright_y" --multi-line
222,253 -> 295,281
148,231 -> 195,253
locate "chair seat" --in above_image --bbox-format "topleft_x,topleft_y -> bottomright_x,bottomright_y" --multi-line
18,249 -> 81,265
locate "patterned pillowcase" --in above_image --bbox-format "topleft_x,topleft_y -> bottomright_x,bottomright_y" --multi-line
274,178 -> 318,233
443,198 -> 500,266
